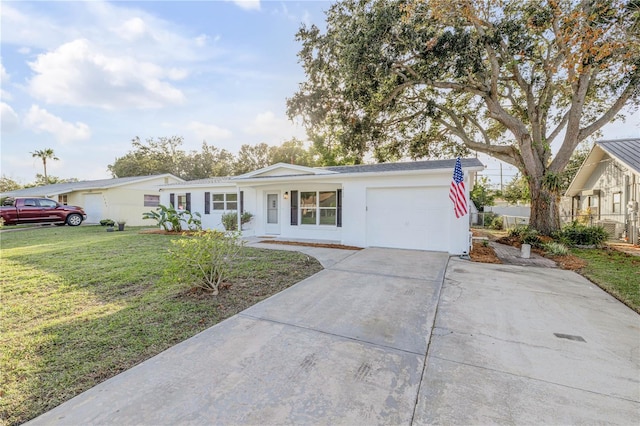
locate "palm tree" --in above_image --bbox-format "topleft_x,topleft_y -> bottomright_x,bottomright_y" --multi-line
31,148 -> 59,184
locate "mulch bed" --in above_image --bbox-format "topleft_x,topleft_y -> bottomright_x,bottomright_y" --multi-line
470,242 -> 502,264
258,240 -> 362,250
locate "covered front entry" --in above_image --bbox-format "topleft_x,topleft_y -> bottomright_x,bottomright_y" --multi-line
366,187 -> 450,251
265,192 -> 281,234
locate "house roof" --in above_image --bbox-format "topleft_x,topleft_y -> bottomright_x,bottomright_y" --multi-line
597,139 -> 640,174
160,176 -> 233,189
565,138 -> 640,197
321,158 -> 484,174
231,158 -> 484,182
0,174 -> 183,198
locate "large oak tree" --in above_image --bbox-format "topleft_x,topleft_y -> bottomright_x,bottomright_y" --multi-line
287,0 -> 640,234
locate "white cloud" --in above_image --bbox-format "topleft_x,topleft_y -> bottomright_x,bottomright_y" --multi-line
1,102 -> 20,133
188,120 -> 233,142
24,105 -> 91,143
18,47 -> 31,55
244,110 -> 306,142
116,17 -> 150,41
229,1 -> 261,11
27,39 -> 186,109
1,61 -> 12,101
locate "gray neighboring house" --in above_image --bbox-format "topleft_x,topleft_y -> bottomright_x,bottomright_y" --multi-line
565,138 -> 640,244
1,174 -> 183,226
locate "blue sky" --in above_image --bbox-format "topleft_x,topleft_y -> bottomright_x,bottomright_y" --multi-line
1,0 -> 639,186
1,0 -> 331,184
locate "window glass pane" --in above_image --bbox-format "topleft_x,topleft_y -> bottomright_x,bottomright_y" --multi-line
319,192 -> 336,207
39,199 -> 57,208
212,193 -> 224,201
301,192 -> 316,208
213,202 -> 224,210
226,193 -> 237,201
319,209 -> 336,225
301,209 -> 316,225
177,195 -> 187,210
227,202 -> 238,210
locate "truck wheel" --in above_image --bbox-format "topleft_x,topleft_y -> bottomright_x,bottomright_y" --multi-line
66,214 -> 83,226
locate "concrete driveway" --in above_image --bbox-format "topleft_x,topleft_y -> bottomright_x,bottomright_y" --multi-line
28,248 -> 639,425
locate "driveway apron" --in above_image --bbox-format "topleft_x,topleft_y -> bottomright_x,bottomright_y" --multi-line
29,248 -> 449,425
414,257 -> 640,425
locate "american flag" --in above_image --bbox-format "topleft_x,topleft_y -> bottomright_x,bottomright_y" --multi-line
450,157 -> 468,218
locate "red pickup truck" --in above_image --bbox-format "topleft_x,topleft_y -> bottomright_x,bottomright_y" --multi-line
1,197 -> 87,226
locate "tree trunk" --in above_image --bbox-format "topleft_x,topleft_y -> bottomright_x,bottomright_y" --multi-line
43,159 -> 48,184
528,181 -> 561,235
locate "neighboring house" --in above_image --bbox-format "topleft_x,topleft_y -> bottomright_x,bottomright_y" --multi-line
160,158 -> 484,254
1,174 -> 183,226
565,138 -> 640,244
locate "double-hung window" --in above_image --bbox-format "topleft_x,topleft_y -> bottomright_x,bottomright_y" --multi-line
613,192 -> 621,213
300,191 -> 337,226
212,193 -> 238,211
176,194 -> 187,211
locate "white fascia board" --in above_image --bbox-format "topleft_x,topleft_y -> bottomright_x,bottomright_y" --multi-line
564,145 -> 603,197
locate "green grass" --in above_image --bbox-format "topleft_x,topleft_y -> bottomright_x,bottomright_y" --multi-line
0,226 -> 323,425
571,248 -> 640,313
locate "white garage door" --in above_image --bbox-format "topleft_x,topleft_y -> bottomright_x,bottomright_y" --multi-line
366,187 -> 450,251
82,194 -> 104,224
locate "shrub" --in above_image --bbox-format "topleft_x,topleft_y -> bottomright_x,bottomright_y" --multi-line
508,225 -> 529,238
490,216 -> 503,230
522,229 -> 541,247
166,230 -> 244,295
221,212 -> 237,231
100,219 -> 115,227
554,222 -> 608,247
507,225 -> 542,247
221,211 -> 254,231
543,242 -> 569,256
482,211 -> 499,227
142,204 -> 202,232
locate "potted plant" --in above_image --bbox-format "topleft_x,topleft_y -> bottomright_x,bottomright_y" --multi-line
100,219 -> 115,232
117,220 -> 126,231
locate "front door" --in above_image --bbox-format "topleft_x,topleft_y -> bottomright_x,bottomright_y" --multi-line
265,193 -> 280,234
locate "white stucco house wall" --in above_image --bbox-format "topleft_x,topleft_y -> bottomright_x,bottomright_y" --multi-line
159,158 -> 484,255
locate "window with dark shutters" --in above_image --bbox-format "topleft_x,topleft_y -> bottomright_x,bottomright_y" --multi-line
169,193 -> 175,208
185,193 -> 191,212
290,190 -> 298,225
240,191 -> 244,214
204,192 -> 210,214
337,189 -> 342,227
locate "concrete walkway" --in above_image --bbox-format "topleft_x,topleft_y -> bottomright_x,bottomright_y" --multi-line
28,247 -> 640,425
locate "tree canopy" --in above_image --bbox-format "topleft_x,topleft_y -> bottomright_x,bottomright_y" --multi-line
108,137 -> 321,180
30,148 -> 59,185
287,0 -> 640,234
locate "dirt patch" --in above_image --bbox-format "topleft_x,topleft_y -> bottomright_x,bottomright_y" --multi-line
470,242 -> 502,264
551,254 -> 588,270
258,240 -> 362,250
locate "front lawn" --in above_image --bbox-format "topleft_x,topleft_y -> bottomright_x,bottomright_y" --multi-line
0,226 -> 323,425
570,248 -> 640,313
